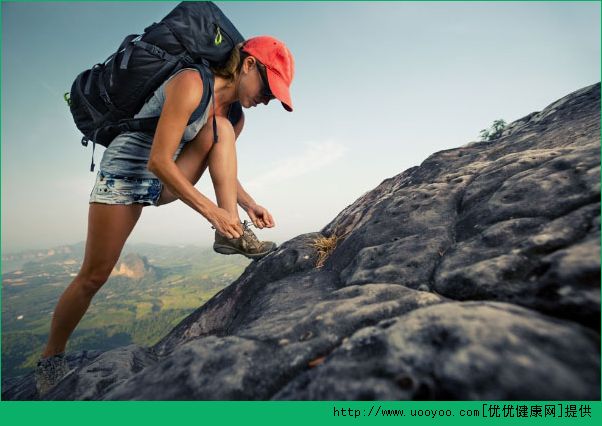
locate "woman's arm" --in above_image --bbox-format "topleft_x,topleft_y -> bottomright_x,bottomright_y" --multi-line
230,113 -> 274,229
236,179 -> 256,211
148,70 -> 213,215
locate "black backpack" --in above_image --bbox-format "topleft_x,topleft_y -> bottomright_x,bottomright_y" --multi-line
66,1 -> 245,171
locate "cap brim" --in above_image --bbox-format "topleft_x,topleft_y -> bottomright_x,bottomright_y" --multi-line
265,68 -> 293,112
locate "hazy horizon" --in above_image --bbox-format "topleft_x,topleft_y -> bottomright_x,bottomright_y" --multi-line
2,239 -> 217,255
2,1 -> 600,253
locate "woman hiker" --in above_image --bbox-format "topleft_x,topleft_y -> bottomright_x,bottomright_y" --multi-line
34,36 -> 295,396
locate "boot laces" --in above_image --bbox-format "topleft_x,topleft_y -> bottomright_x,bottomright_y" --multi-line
242,220 -> 262,248
210,220 -> 255,233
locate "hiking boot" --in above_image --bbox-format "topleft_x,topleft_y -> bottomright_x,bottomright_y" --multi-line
213,220 -> 277,259
34,352 -> 72,397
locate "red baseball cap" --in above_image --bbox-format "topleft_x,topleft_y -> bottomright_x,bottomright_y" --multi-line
242,36 -> 295,112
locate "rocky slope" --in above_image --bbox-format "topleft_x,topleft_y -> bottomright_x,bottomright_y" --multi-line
3,82 -> 600,400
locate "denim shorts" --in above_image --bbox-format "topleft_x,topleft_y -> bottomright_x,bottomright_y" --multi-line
89,170 -> 163,207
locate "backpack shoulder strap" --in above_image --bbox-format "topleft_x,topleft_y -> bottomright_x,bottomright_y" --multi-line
188,61 -> 214,127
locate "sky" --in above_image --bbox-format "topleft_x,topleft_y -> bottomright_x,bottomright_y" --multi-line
1,1 -> 600,253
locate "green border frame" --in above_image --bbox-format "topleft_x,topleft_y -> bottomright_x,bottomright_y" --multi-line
0,0 -> 600,424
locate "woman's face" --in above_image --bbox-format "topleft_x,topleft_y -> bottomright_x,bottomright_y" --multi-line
238,57 -> 275,108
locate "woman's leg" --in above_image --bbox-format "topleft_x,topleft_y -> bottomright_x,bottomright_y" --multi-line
157,117 -> 240,220
207,117 -> 239,219
41,203 -> 143,357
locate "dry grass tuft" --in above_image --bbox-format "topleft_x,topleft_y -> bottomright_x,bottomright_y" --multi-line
312,234 -> 339,269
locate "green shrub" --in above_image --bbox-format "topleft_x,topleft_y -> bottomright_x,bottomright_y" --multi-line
479,119 -> 507,142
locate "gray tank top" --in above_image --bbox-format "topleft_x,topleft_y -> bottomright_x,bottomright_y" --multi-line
99,68 -> 212,179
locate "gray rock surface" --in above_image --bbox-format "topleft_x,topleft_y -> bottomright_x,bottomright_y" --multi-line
45,344 -> 157,400
103,283 -> 446,400
273,302 -> 599,400
4,82 -> 599,400
1,350 -> 102,400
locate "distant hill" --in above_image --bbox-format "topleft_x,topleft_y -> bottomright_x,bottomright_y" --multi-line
2,242 -> 85,273
112,253 -> 156,280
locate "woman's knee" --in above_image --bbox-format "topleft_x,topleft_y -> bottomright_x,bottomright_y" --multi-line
75,267 -> 113,296
198,116 -> 236,145
214,116 -> 236,140
76,204 -> 140,295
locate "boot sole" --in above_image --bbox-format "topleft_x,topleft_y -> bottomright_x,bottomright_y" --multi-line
213,243 -> 276,259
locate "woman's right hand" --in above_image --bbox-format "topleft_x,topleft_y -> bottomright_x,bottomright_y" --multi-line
208,207 -> 243,239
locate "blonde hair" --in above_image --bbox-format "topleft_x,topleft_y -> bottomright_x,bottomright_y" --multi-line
209,42 -> 250,83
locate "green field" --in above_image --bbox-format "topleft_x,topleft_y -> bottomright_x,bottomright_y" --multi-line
2,243 -> 250,379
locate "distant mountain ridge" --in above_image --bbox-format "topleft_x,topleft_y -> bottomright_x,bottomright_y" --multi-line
1,242 -> 217,273
2,243 -> 84,273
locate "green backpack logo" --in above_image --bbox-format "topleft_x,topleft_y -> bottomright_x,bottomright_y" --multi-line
214,27 -> 223,46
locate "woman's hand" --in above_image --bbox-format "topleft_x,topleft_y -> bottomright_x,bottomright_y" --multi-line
245,203 -> 275,229
208,207 -> 243,239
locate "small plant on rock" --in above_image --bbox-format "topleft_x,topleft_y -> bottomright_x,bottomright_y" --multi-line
312,235 -> 338,269
479,119 -> 507,142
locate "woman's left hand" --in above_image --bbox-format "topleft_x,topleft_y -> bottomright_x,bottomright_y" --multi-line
246,204 -> 275,229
